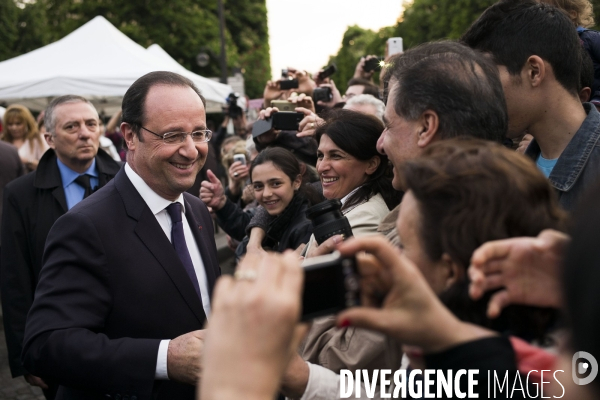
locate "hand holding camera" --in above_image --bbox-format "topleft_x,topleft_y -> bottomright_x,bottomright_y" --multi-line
287,92 -> 315,113
334,236 -> 495,353
296,107 -> 324,138
354,55 -> 379,80
313,80 -> 343,109
253,106 -> 304,141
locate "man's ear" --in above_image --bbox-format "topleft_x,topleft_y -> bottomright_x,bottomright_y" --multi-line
121,122 -> 137,151
525,55 -> 546,88
365,155 -> 381,175
416,109 -> 439,148
440,253 -> 465,290
579,87 -> 592,103
44,133 -> 55,149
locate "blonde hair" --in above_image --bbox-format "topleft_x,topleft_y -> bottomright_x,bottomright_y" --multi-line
221,140 -> 249,170
1,104 -> 44,152
539,0 -> 595,27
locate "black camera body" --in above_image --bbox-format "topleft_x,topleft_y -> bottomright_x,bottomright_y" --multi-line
227,92 -> 243,118
302,251 -> 360,321
279,79 -> 299,90
252,112 -> 304,138
306,199 -> 353,245
313,87 -> 333,103
317,64 -> 337,81
363,57 -> 383,72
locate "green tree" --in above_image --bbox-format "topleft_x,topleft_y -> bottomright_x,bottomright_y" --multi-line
1,0 -> 271,99
12,1 -> 51,56
396,0 -> 495,48
0,0 -> 19,60
327,25 -> 378,94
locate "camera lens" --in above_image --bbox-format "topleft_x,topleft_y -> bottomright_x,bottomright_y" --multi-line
306,199 -> 353,245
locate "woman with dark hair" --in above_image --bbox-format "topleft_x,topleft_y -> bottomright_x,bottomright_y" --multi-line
234,147 -> 321,257
276,138 -> 568,400
203,147 -> 320,257
303,109 -> 400,256
392,138 -> 566,368
298,109 -> 402,381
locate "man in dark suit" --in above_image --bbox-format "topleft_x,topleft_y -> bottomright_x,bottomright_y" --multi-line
0,140 -> 25,252
1,96 -> 121,398
21,72 -> 220,400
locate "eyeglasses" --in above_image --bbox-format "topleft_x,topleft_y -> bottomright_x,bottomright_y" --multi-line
141,126 -> 212,144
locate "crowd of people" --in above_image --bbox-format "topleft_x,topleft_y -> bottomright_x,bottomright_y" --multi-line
1,0 -> 600,399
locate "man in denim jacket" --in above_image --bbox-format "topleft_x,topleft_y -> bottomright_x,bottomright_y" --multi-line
463,0 -> 600,211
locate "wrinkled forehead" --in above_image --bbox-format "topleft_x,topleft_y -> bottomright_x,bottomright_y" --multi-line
54,101 -> 99,123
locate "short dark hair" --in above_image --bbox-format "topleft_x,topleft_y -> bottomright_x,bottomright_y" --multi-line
385,41 -> 507,143
121,71 -> 206,140
346,78 -> 380,99
461,0 -> 582,96
315,109 -> 400,211
399,138 -> 566,339
580,46 -> 594,92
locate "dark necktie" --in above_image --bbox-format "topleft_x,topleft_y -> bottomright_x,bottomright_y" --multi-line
74,174 -> 93,199
166,202 -> 202,301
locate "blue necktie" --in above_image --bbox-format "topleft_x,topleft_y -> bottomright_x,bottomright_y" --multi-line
166,203 -> 202,301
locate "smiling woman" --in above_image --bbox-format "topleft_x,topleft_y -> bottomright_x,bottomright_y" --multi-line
235,147 -> 321,257
299,110 -> 402,377
302,109 -> 400,258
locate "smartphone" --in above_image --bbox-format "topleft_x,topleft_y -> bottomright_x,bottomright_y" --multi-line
301,251 -> 360,321
318,64 -> 337,80
363,57 -> 382,72
279,79 -> 299,90
387,37 -> 403,56
270,100 -> 296,112
273,112 -> 303,131
233,154 -> 246,166
251,112 -> 304,138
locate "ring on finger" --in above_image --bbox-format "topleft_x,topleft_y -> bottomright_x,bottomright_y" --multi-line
233,172 -> 239,177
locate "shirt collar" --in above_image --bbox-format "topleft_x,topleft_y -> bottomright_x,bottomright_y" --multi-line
125,163 -> 185,215
57,157 -> 98,188
340,185 -> 362,206
525,103 -> 600,191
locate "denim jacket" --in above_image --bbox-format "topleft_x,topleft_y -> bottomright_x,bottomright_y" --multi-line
525,103 -> 600,211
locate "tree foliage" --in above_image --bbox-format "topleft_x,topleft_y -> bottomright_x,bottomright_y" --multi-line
0,0 -> 271,98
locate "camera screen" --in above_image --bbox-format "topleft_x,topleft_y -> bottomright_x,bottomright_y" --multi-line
301,254 -> 359,321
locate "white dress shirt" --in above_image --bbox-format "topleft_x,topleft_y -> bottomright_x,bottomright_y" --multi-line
125,164 -> 211,380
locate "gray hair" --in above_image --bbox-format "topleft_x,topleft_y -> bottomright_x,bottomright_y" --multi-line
44,95 -> 97,135
343,94 -> 385,122
384,41 -> 507,143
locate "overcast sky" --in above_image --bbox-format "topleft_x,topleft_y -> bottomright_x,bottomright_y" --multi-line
266,0 -> 404,80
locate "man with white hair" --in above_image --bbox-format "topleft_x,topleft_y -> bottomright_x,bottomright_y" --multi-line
1,95 -> 121,399
344,94 -> 385,121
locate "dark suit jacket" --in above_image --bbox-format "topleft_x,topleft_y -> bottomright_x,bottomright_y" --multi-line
1,148 -> 121,378
0,140 -> 25,246
21,167 -> 221,400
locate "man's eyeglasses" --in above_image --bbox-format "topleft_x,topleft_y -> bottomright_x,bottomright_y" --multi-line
141,126 -> 212,145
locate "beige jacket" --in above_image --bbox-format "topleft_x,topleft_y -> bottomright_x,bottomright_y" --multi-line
300,193 -> 403,373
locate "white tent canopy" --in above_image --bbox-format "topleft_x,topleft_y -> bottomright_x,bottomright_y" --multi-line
0,16 -> 232,114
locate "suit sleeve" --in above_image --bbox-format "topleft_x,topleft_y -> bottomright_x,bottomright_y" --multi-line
1,185 -> 35,377
22,211 -> 160,398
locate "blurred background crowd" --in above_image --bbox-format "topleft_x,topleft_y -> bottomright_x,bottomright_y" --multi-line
3,0 -> 600,399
